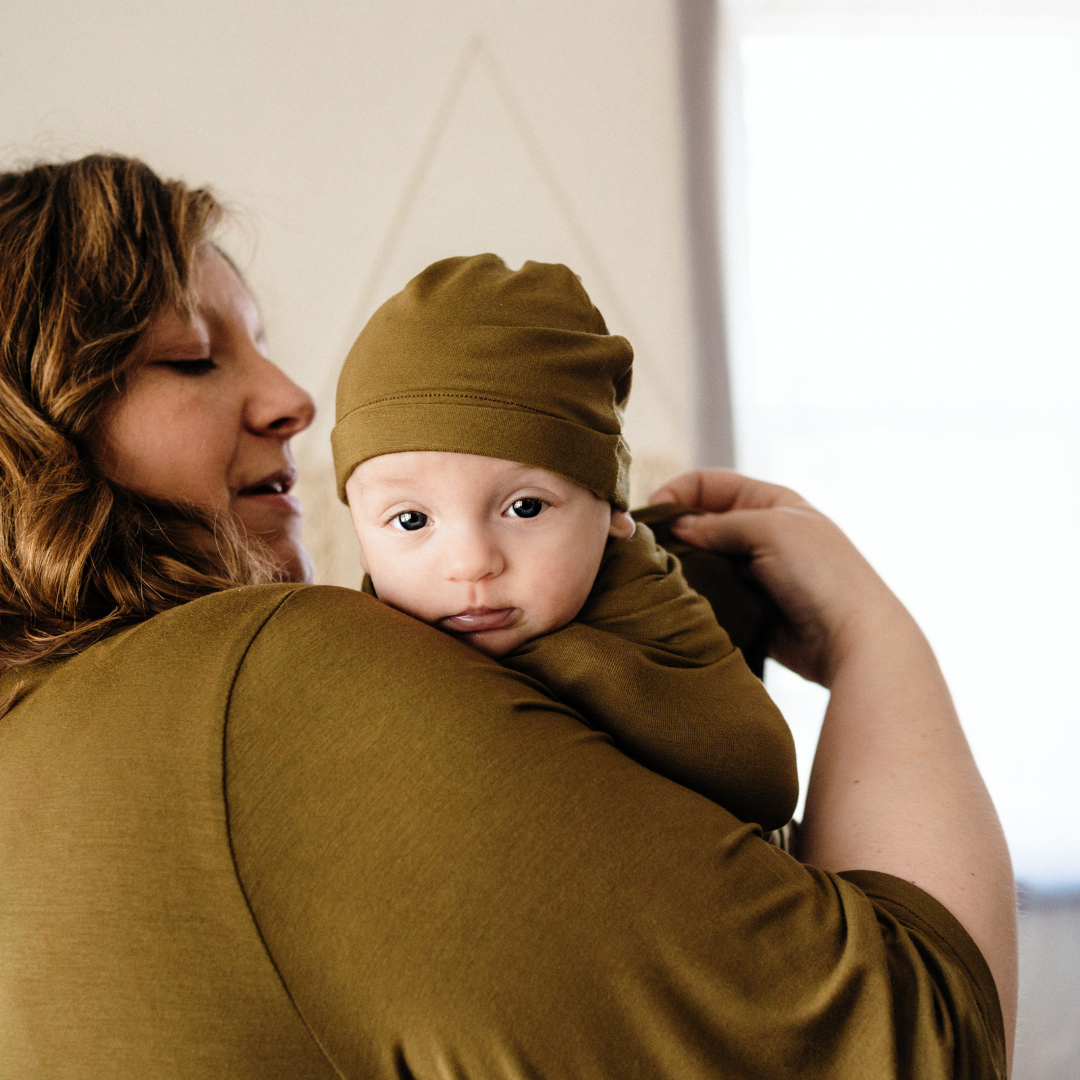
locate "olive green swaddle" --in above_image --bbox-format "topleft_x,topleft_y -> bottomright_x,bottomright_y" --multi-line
503,518 -> 796,828
334,254 -> 796,829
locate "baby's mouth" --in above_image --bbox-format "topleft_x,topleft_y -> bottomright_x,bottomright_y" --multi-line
438,607 -> 517,633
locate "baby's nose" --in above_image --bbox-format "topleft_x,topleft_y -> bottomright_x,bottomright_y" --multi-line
444,532 -> 505,583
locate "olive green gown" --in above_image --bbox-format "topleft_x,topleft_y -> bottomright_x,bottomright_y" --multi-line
0,582 -> 1004,1078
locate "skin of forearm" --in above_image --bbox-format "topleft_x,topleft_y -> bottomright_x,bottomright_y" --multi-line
798,596 -> 1018,1068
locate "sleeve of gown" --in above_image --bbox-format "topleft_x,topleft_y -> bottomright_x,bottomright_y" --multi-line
224,585 -> 1005,1080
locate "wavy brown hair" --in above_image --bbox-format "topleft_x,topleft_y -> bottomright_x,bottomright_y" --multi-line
0,154 -> 274,678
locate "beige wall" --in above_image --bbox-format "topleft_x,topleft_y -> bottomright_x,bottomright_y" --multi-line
1,0 -> 696,586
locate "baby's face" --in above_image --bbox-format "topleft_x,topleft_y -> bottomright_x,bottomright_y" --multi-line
346,451 -> 634,658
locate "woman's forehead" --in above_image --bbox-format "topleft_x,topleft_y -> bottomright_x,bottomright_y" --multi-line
192,247 -> 265,343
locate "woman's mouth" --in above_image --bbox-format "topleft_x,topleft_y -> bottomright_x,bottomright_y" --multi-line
438,607 -> 517,633
235,469 -> 301,515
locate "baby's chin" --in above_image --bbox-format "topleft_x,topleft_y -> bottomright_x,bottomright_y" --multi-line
448,625 -> 533,659
446,613 -> 577,659
377,592 -> 581,659
432,605 -> 558,658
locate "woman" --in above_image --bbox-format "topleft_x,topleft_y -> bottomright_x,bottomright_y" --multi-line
0,155 -> 1014,1078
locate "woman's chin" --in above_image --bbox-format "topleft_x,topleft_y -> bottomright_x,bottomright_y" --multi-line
234,502 -> 313,583
267,536 -> 316,583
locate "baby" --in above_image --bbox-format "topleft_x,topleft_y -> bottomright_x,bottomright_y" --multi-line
332,254 -> 796,830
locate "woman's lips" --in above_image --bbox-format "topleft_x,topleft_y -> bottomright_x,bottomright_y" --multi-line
235,470 -> 302,517
438,607 -> 517,633
235,491 -> 303,518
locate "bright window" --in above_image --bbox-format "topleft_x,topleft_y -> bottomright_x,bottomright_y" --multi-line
720,15 -> 1080,886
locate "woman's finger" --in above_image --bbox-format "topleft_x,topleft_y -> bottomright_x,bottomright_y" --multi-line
669,506 -> 780,556
648,468 -> 805,513
652,467 -> 899,686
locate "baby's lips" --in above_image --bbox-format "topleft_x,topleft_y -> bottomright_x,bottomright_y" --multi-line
438,608 -> 517,633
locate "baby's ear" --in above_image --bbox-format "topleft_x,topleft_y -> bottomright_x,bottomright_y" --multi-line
608,509 -> 636,539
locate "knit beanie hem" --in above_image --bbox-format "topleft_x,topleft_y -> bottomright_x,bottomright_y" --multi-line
333,400 -> 631,509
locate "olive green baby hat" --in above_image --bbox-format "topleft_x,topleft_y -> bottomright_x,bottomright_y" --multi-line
332,254 -> 633,508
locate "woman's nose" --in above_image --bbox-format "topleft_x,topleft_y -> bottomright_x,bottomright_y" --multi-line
246,355 -> 316,439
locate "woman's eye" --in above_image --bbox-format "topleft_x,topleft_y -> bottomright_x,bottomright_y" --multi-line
507,498 -> 546,519
159,358 -> 216,376
392,511 -> 428,532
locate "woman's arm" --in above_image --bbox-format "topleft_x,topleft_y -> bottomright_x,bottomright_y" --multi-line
652,469 -> 1018,1069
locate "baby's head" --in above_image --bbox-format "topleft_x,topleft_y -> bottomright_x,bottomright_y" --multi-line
332,254 -> 635,658
344,450 -> 634,658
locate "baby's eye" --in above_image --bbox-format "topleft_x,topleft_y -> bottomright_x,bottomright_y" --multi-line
506,498 -> 546,519
392,511 -> 428,532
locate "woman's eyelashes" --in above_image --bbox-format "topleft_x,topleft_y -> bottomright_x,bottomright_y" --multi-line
505,497 -> 547,519
391,510 -> 428,532
158,358 -> 216,376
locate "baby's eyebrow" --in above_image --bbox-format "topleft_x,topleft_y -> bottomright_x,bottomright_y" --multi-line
354,476 -> 423,491
498,463 -> 562,481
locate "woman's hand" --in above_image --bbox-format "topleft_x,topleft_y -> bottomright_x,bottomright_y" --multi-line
650,469 -> 903,687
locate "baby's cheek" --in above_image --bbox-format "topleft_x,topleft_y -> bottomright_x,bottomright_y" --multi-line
368,567 -> 438,623
519,595 -> 584,644
545,578 -> 595,631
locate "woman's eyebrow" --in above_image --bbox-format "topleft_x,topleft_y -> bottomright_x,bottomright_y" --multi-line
148,335 -> 212,359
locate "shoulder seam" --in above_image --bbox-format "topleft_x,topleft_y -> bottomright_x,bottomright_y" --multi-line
219,587 -> 350,1080
855,883 -> 1006,1078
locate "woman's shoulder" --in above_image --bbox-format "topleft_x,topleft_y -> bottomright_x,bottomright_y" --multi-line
136,582 -> 352,638
0,584 -> 391,720
0,582 -> 395,1075
115,583 -> 384,655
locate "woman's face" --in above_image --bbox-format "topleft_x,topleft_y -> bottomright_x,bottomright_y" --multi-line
95,246 -> 316,582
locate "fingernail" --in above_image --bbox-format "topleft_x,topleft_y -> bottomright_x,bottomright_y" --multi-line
670,515 -> 693,533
